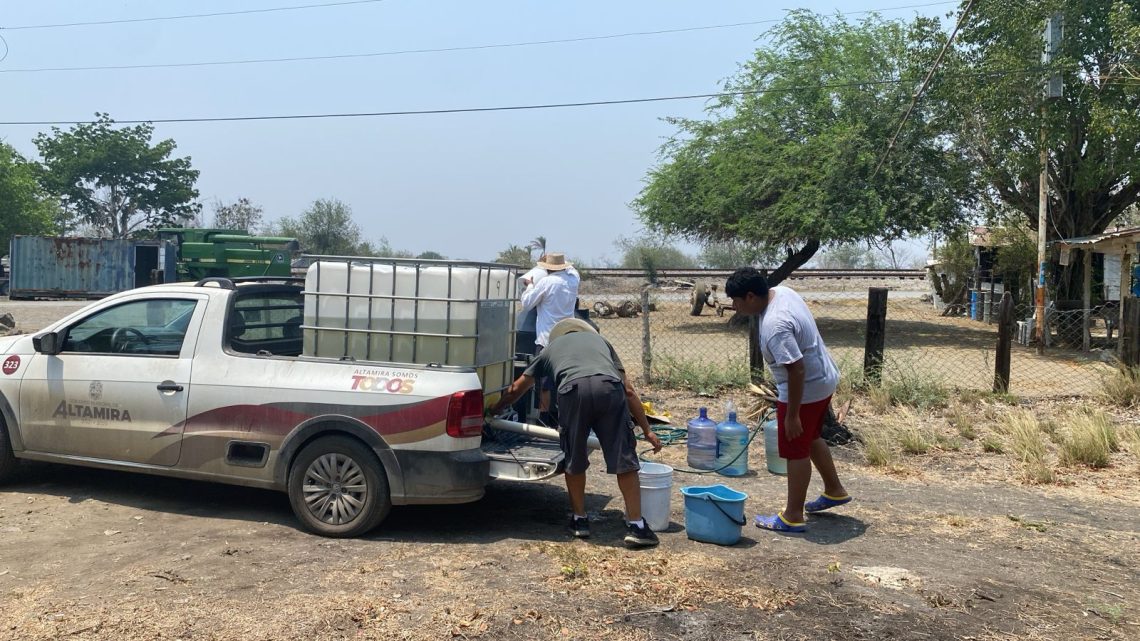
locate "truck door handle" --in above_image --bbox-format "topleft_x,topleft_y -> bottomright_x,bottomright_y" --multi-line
157,381 -> 184,393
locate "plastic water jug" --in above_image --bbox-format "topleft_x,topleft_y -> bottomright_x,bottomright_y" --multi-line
763,417 -> 787,475
686,407 -> 718,470
715,402 -> 749,477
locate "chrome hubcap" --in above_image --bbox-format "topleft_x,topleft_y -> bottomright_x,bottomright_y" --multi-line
303,453 -> 368,525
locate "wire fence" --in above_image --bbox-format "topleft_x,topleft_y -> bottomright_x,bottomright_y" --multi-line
580,276 -> 1113,398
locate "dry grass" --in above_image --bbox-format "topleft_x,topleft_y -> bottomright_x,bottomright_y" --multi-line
1120,424 -> 1140,455
947,403 -> 977,440
898,425 -> 932,455
1100,366 -> 1140,408
981,435 -> 1005,454
998,410 -> 1054,484
1059,410 -> 1119,468
862,428 -> 899,467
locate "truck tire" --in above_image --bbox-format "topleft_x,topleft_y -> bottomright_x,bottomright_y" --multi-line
690,283 -> 709,316
287,435 -> 391,538
0,416 -> 18,484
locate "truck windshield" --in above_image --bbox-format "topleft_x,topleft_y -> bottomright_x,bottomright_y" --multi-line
228,288 -> 304,357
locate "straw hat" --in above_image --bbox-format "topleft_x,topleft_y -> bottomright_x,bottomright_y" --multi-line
537,252 -> 573,271
549,317 -> 597,342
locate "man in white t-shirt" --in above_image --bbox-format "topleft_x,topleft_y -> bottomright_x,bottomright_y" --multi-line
726,267 -> 851,533
520,253 -> 580,422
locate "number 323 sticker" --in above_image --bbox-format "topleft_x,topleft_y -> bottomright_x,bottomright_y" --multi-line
2,355 -> 20,376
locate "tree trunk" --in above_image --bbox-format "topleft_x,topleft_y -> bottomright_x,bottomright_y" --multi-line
765,239 -> 821,287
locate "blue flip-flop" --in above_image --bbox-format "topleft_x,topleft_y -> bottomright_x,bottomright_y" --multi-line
754,512 -> 807,533
805,493 -> 853,514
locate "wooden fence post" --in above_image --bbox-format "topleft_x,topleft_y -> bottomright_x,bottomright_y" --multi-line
1122,297 -> 1140,368
994,292 -> 1014,393
749,314 -> 764,384
641,287 -> 653,384
864,288 -> 888,385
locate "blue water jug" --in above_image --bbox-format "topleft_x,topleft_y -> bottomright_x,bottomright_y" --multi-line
715,402 -> 750,477
686,407 -> 718,470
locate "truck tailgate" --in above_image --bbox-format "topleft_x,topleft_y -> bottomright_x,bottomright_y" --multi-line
482,429 -> 563,482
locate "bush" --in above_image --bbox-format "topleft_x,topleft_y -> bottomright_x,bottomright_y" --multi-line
1060,411 -> 1119,468
653,357 -> 750,395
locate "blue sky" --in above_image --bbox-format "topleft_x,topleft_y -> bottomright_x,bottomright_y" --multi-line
0,1 -> 953,264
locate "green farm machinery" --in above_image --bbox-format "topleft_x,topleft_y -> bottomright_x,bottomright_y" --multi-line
158,228 -> 301,282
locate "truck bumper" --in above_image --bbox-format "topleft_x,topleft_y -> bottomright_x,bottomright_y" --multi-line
390,448 -> 490,505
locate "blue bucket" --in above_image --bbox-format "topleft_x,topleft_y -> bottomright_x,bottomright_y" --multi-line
681,484 -> 748,545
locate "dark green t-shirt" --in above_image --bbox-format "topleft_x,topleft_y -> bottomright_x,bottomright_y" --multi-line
523,332 -> 625,392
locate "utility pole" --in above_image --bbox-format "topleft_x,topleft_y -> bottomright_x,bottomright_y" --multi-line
1035,13 -> 1064,354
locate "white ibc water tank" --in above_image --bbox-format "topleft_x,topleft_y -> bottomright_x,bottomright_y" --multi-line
303,261 -> 514,373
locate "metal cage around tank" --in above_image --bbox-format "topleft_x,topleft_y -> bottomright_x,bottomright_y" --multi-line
299,255 -> 519,395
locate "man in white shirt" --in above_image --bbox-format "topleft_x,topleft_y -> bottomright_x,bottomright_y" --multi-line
520,253 -> 580,423
520,253 -> 580,350
726,267 -> 851,533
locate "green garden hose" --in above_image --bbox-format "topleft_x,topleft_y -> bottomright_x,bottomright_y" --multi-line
636,408 -> 773,475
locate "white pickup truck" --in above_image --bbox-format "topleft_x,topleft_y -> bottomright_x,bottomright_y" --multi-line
0,273 -> 563,537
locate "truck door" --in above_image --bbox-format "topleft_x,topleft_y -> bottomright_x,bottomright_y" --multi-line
19,295 -> 207,466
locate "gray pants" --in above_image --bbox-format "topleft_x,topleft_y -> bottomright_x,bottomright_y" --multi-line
557,375 -> 640,475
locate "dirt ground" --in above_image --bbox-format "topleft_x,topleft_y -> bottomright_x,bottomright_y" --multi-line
0,396 -> 1137,641
1,290 -> 1137,640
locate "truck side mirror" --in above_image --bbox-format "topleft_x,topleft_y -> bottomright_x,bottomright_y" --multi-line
33,331 -> 63,356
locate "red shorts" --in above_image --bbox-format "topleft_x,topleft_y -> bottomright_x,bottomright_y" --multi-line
776,396 -> 832,460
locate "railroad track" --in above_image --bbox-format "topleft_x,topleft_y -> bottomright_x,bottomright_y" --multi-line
584,268 -> 926,280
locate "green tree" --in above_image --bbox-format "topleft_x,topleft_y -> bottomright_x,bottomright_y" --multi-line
275,198 -> 364,255
0,143 -> 60,253
939,0 -> 1140,300
34,113 -> 200,238
817,243 -> 880,269
212,197 -> 264,234
617,236 -> 698,269
528,236 -> 548,261
699,241 -> 773,269
634,12 -> 968,285
495,244 -> 533,266
417,251 -> 446,260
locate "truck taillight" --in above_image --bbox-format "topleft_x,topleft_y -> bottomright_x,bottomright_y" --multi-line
446,390 -> 485,438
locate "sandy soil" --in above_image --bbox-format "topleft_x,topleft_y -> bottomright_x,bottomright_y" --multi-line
1,405 -> 1137,641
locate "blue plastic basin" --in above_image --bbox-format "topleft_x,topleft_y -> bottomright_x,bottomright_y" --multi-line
680,484 -> 748,546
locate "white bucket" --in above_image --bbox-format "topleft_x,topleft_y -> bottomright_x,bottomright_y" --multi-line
639,462 -> 673,532
763,419 -> 788,475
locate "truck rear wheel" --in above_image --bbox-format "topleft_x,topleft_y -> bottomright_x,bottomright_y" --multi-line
287,435 -> 391,538
0,416 -> 18,484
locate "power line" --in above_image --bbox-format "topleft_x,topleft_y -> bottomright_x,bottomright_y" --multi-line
0,0 -> 386,31
0,67 -> 1045,127
0,1 -> 957,74
872,0 -> 976,176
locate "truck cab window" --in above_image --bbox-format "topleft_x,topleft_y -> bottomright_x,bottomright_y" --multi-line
228,289 -> 304,356
63,299 -> 198,356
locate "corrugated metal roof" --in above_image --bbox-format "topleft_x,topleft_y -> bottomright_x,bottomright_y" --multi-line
1055,226 -> 1140,248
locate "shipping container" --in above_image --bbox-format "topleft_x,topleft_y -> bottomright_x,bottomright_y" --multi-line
7,236 -> 176,300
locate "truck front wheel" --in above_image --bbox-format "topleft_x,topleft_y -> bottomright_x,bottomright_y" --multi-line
287,435 -> 391,537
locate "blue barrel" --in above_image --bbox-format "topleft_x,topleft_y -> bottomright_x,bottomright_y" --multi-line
969,291 -> 978,320
681,485 -> 748,545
